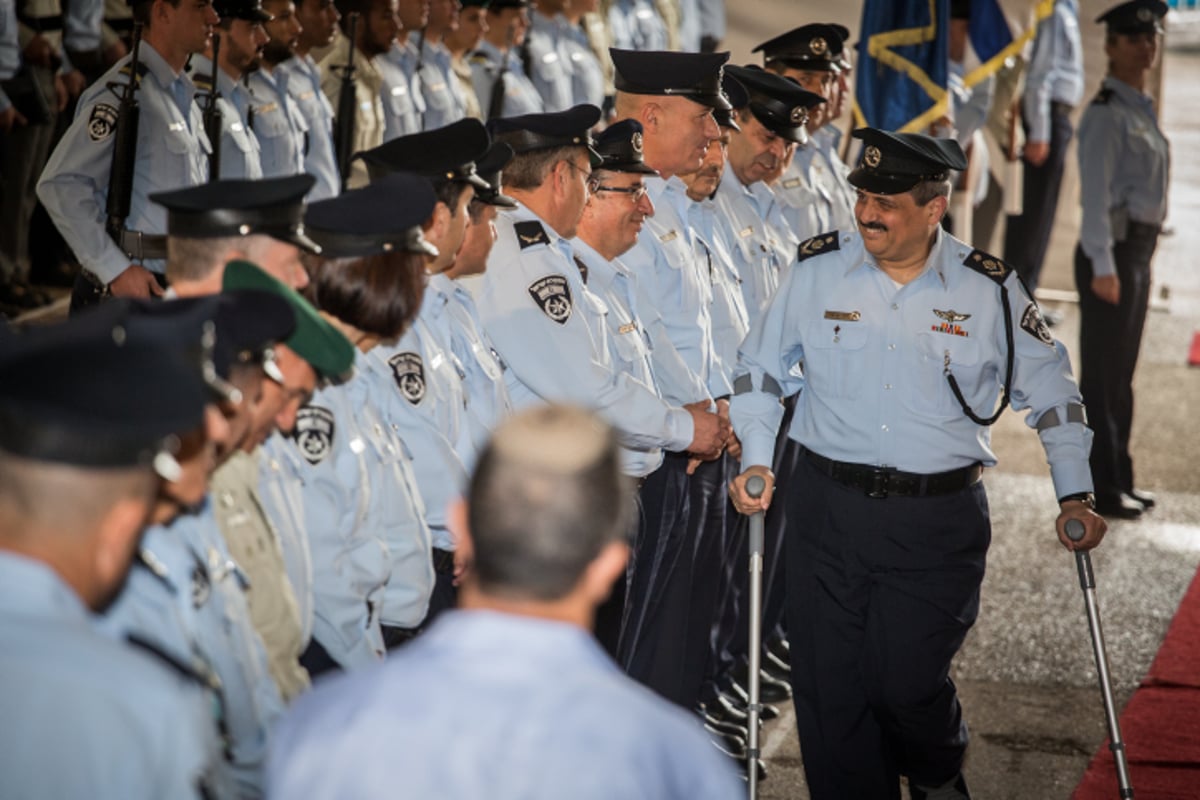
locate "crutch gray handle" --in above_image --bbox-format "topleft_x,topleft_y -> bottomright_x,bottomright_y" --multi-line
745,474 -> 766,800
1065,517 -> 1135,797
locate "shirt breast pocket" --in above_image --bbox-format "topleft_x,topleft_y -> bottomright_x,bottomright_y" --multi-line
802,320 -> 868,400
162,124 -> 207,182
611,323 -> 649,369
253,109 -> 294,152
386,83 -> 416,116
907,332 -> 984,417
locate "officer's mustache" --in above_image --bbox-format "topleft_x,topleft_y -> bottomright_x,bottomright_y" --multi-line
858,219 -> 888,233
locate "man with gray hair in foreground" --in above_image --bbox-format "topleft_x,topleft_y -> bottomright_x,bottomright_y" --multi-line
267,405 -> 742,799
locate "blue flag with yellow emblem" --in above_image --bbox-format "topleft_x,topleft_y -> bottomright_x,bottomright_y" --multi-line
854,0 -> 950,134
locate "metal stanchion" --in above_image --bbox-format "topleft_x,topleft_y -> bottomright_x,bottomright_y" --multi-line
745,475 -> 766,800
1066,518 -> 1135,799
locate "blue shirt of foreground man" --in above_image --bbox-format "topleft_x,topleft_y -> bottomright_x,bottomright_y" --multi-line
268,405 -> 741,800
728,128 -> 1108,800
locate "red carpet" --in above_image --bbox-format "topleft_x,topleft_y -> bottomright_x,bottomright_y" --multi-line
1073,566 -> 1200,798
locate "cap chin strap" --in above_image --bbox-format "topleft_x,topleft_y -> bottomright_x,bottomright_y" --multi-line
944,284 -> 1013,426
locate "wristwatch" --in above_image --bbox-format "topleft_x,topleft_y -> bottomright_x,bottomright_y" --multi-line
1058,492 -> 1095,509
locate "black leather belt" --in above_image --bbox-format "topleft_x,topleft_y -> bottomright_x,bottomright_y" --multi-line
17,13 -> 63,32
431,547 -> 455,575
1126,220 -> 1162,240
803,448 -> 982,499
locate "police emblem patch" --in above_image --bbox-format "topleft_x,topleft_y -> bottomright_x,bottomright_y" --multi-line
1020,303 -> 1055,347
388,351 -> 426,404
190,562 -> 211,609
863,146 -> 882,168
88,103 -> 119,142
528,275 -> 573,324
293,406 -> 335,465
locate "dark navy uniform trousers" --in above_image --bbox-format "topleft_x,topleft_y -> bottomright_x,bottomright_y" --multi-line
786,454 -> 990,799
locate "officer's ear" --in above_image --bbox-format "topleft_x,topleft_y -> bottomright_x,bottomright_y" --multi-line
90,492 -> 155,612
582,540 -> 629,607
427,201 -> 453,243
924,194 -> 949,226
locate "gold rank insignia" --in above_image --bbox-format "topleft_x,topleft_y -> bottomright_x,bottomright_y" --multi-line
962,249 -> 1011,285
797,232 -> 840,262
824,310 -> 861,321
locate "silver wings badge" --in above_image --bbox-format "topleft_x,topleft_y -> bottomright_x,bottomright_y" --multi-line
933,309 -> 972,323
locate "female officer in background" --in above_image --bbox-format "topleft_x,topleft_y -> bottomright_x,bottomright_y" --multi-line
1074,0 -> 1169,520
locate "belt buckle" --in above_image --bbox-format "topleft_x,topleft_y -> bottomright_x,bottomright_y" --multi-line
865,469 -> 889,499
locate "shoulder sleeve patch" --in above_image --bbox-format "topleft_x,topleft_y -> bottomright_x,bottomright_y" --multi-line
1092,87 -> 1114,105
1020,302 -> 1056,347
962,249 -> 1011,285
292,406 -> 335,465
87,103 -> 119,142
797,231 -> 840,262
515,220 -> 551,250
387,352 -> 426,405
528,275 -> 572,324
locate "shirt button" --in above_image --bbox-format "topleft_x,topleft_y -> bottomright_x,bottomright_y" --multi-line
881,424 -> 889,432
891,303 -> 899,310
888,343 -> 897,351
884,383 -> 892,390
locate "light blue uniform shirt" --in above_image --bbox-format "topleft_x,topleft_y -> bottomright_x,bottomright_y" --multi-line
37,42 -> 209,283
371,292 -> 470,552
260,431 -> 316,646
813,125 -> 859,224
1023,0 -> 1084,143
0,0 -> 18,111
278,53 -> 341,200
527,11 -> 575,113
267,610 -> 744,800
731,228 -> 1094,499
469,39 -> 544,119
62,0 -> 102,51
688,196 -> 750,383
574,236 -> 670,477
189,56 -> 264,180
248,65 -> 308,179
772,154 -> 828,244
622,175 -> 732,401
561,21 -> 605,108
434,273 -> 513,469
376,41 -> 423,140
0,553 -> 219,799
713,162 -> 793,325
1077,77 -> 1170,279
607,0 -> 668,51
102,508 -> 284,798
476,204 -> 693,456
412,34 -> 466,131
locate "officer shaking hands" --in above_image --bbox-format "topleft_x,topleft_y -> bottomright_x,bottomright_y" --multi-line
728,129 -> 1106,800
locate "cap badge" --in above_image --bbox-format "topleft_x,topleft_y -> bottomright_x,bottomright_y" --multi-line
790,106 -> 808,125
1137,7 -> 1152,20
810,37 -> 828,56
631,131 -> 644,155
864,145 -> 882,168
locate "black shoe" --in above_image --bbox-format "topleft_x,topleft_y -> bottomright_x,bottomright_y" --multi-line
763,649 -> 791,681
1128,489 -> 1157,509
709,691 -> 750,724
909,772 -> 970,800
724,683 -> 781,720
767,636 -> 790,662
699,707 -> 750,741
1095,493 -> 1144,520
732,659 -> 792,702
704,725 -> 746,759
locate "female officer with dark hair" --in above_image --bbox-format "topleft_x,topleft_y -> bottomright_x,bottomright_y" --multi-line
288,171 -> 441,674
1075,0 -> 1169,520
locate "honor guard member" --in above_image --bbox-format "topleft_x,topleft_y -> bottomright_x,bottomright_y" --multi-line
150,176 -> 325,701
557,0 -> 604,109
444,0 -> 488,119
269,406 -> 744,800
411,0 -> 470,130
190,0 -> 273,180
223,261 -> 355,695
355,118 -> 492,621
0,315 -> 220,799
471,0 -> 542,120
755,24 -> 856,236
222,259 -> 356,699
525,0 -> 573,113
250,0 -> 311,179
605,0 -> 667,52
318,0 -> 390,186
278,0 -> 342,199
376,15 -> 423,140
1075,0 -> 1169,519
728,129 -> 1107,800
37,0 -> 218,307
716,65 -> 821,324
97,291 -> 298,799
289,172 -> 437,669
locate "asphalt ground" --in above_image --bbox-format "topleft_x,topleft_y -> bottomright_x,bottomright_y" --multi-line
724,3 -> 1200,798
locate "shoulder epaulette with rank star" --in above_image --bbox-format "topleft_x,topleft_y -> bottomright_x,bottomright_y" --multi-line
1092,87 -> 1114,105
193,75 -> 213,92
796,231 -> 840,263
963,249 -> 1011,285
515,220 -> 551,250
